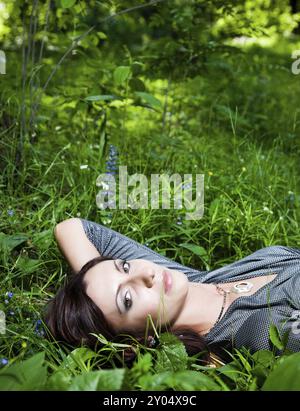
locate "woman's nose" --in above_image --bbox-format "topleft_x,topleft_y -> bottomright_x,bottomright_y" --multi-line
134,265 -> 155,287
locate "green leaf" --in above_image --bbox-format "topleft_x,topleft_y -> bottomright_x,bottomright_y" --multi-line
139,370 -> 220,391
129,78 -> 146,92
31,229 -> 52,251
0,352 -> 47,390
282,329 -> 291,348
179,242 -> 208,259
58,347 -> 98,373
262,352 -> 300,390
209,198 -> 221,219
269,324 -> 284,351
84,95 -> 120,102
97,31 -> 107,40
138,371 -> 172,390
113,66 -> 131,85
0,233 -> 28,253
131,61 -> 144,75
132,352 -> 153,377
134,91 -> 162,109
61,0 -> 76,8
15,257 -> 41,275
252,350 -> 275,368
46,370 -> 72,391
217,362 -> 243,383
168,370 -> 221,391
68,369 -> 125,391
154,332 -> 188,373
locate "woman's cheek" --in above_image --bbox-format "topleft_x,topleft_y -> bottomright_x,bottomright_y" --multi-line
140,295 -> 160,319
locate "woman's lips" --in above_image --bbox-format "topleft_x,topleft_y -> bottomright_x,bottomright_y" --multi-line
163,270 -> 172,294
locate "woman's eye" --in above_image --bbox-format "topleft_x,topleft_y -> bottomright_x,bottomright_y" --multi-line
122,260 -> 130,273
124,290 -> 132,310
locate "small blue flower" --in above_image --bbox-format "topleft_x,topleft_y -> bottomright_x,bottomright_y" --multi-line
7,209 -> 14,216
7,292 -> 13,299
107,144 -> 118,168
4,299 -> 9,304
106,164 -> 118,171
1,358 -> 8,366
109,144 -> 118,154
34,319 -> 45,337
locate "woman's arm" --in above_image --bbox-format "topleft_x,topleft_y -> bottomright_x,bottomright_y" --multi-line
54,218 -> 100,273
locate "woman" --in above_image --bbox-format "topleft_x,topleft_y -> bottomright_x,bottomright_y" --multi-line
44,217 -> 300,367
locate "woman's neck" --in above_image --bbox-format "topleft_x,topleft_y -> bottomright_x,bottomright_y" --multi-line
172,281 -> 226,335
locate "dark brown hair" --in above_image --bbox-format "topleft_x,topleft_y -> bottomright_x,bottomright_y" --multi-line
43,256 -> 223,368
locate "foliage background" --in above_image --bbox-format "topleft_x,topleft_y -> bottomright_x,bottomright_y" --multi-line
0,0 -> 300,391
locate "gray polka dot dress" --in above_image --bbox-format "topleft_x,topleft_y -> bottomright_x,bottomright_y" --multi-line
80,218 -> 300,358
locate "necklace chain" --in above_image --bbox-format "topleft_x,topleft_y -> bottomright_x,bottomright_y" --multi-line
213,281 -> 254,327
214,285 -> 230,326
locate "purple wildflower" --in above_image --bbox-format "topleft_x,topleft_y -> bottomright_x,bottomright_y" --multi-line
1,358 -> 8,366
34,319 -> 45,337
106,144 -> 118,175
7,209 -> 14,216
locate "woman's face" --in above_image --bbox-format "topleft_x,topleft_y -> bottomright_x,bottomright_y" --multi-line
83,258 -> 189,333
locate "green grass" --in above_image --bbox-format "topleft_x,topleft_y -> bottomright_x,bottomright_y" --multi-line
0,36 -> 300,390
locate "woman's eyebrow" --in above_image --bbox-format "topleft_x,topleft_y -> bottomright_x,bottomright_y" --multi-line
114,259 -> 122,315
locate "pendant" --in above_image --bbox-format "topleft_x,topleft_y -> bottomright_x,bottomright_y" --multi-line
231,281 -> 253,294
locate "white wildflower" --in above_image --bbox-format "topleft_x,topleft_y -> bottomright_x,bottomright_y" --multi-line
263,206 -> 273,214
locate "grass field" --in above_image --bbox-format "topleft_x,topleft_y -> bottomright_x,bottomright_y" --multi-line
1,31 -> 300,390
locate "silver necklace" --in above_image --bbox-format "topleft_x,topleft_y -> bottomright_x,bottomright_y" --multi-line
214,281 -> 254,326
